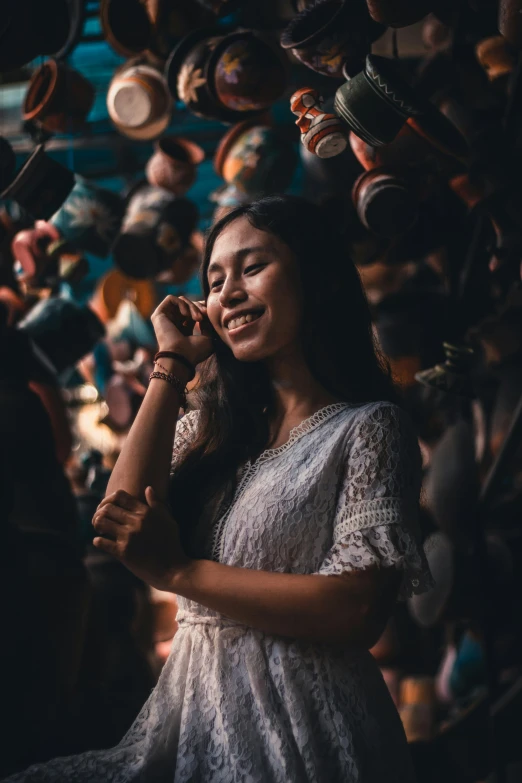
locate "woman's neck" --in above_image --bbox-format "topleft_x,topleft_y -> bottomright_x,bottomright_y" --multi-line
265,347 -> 342,436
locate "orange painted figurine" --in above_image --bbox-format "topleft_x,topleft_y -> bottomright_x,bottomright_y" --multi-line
290,87 -> 348,158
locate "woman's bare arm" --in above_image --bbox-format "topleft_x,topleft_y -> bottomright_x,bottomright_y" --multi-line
104,294 -> 212,504
105,355 -> 185,503
172,559 -> 401,647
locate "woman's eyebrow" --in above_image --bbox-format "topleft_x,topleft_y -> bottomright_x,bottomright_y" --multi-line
208,246 -> 276,275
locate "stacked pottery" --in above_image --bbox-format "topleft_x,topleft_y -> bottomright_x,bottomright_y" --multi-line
50,178 -> 125,258
366,0 -> 431,27
334,55 -> 423,147
290,87 -> 348,159
146,137 -> 204,195
165,29 -> 286,122
0,145 -> 75,220
107,60 -> 173,142
18,297 -> 105,374
280,0 -> 384,78
23,59 -> 94,134
213,120 -> 298,203
112,184 -> 199,279
352,168 -> 419,238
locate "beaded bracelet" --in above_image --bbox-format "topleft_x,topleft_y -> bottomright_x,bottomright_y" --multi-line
149,371 -> 188,410
154,351 -> 195,382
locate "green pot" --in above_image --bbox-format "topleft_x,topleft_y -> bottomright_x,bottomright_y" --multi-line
334,54 -> 422,147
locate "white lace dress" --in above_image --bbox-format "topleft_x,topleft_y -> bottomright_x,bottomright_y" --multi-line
6,401 -> 433,783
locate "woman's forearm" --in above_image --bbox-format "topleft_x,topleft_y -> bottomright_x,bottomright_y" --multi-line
172,559 -> 400,647
105,357 -> 183,503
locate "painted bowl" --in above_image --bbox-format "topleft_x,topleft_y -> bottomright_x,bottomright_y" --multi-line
146,136 -> 204,196
207,31 -> 287,112
112,183 -> 199,279
280,0 -> 384,79
50,177 -> 125,258
214,121 -> 298,196
165,28 -> 263,123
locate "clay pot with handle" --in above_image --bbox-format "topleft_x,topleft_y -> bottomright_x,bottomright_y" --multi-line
23,59 -> 94,134
146,136 -> 204,196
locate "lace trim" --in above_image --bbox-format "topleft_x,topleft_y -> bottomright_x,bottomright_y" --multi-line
209,403 -> 350,562
317,522 -> 435,599
335,497 -> 405,537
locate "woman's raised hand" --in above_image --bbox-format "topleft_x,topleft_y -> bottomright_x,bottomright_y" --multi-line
151,295 -> 214,367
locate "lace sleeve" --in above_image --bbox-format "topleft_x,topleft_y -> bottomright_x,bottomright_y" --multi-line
317,403 -> 434,599
170,410 -> 200,475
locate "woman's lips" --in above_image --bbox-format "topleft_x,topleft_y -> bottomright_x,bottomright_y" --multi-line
227,311 -> 264,336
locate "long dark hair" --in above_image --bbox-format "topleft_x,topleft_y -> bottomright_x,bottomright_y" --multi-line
169,195 -> 400,553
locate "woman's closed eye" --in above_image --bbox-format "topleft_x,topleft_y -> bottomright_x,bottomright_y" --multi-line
244,262 -> 267,276
210,263 -> 266,290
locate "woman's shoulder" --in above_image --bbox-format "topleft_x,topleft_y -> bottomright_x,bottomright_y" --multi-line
337,399 -> 416,442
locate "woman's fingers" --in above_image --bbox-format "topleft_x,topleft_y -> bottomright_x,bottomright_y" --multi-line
94,502 -> 133,526
97,489 -> 144,513
93,536 -> 120,556
178,296 -> 202,324
92,516 -> 121,540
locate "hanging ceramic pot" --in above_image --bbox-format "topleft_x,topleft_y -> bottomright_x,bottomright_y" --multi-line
49,177 -> 124,259
280,0 -> 385,78
0,145 -> 75,221
365,0 -> 432,27
0,0 -> 71,72
349,102 -> 468,185
100,0 -> 152,58
214,120 -> 298,199
112,184 -> 199,279
107,60 -> 173,142
22,59 -> 94,134
165,29 -> 272,123
0,137 -> 16,192
475,36 -> 517,83
352,168 -> 418,238
18,297 -> 105,374
92,269 -> 157,323
499,0 -> 522,49
206,31 -> 287,112
146,136 -> 204,195
334,55 -> 423,147
11,220 -> 61,283
290,87 -> 348,158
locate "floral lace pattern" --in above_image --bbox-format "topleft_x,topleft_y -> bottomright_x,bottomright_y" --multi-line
6,401 -> 430,782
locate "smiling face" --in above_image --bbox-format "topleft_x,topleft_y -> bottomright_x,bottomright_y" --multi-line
205,215 -> 303,363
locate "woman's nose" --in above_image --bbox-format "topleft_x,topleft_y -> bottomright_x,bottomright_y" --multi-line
219,278 -> 247,308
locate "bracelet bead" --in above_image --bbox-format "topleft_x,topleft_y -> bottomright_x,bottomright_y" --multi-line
149,371 -> 188,411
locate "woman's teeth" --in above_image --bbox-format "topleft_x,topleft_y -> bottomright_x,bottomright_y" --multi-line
227,312 -> 262,331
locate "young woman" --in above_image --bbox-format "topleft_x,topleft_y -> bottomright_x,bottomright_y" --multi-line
7,195 -> 433,782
